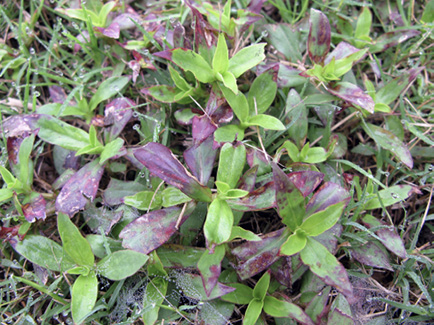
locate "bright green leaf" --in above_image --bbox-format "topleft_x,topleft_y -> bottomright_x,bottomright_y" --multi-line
100,138 -> 124,164
229,226 -> 261,242
123,190 -> 162,210
355,7 -> 372,41
228,43 -> 266,78
247,114 -> 286,130
253,271 -> 270,301
220,85 -> 249,123
244,298 -> 264,325
214,124 -> 245,143
71,272 -> 98,324
221,283 -> 253,304
204,199 -> 234,246
169,65 -> 191,92
364,185 -> 414,210
172,49 -> 215,83
89,76 -> 129,111
217,142 -> 246,189
248,72 -> 277,115
279,231 -> 307,256
300,201 -> 345,236
213,34 -> 229,74
162,187 -> 192,207
221,71 -> 238,94
97,250 -> 149,281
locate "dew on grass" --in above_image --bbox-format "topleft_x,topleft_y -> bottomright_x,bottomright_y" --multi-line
29,47 -> 35,55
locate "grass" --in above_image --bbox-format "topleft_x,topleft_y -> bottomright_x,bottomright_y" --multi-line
0,0 -> 433,324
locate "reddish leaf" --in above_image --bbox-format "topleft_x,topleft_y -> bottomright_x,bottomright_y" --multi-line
184,0 -> 217,50
7,135 -> 26,166
120,204 -> 196,255
361,215 -> 406,259
23,195 -> 46,223
0,225 -> 21,240
55,160 -> 104,216
48,86 -> 68,104
232,228 -> 287,280
96,22 -> 120,39
350,241 -> 393,271
308,9 -> 331,64
288,171 -> 324,197
370,30 -> 420,53
325,41 -> 363,64
103,97 -> 134,142
198,246 -> 225,297
328,82 -> 375,114
192,115 -> 217,144
248,0 -> 267,13
134,143 -> 212,202
227,181 -> 275,211
184,135 -> 217,185
306,182 -> 350,216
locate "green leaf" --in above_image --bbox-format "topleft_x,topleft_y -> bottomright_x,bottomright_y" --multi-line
215,180 -> 231,195
355,7 -> 372,42
75,144 -> 104,156
281,140 -> 300,162
214,124 -> 245,143
97,1 -> 116,27
279,231 -> 307,256
35,117 -> 90,151
169,65 -> 191,92
97,250 -> 149,281
213,34 -> 229,74
217,142 -> 246,189
100,138 -> 124,164
172,49 -> 215,83
197,245 -> 226,296
13,235 -> 75,272
89,76 -> 129,111
67,266 -> 90,276
247,114 -> 285,130
0,165 -> 18,186
229,226 -> 261,242
300,201 -> 345,236
244,298 -> 264,325
303,147 -> 328,164
364,185 -> 415,210
421,0 -> 434,23
219,189 -> 249,200
17,134 -> 35,189
300,237 -> 353,299
253,271 -> 270,301
162,187 -> 192,207
221,283 -> 253,304
123,190 -> 162,210
228,43 -> 266,78
58,212 -> 94,267
221,71 -> 238,94
248,72 -> 277,115
71,272 -> 98,324
204,199 -> 234,246
220,85 -> 249,123
363,122 -> 413,168
88,125 -> 99,147
333,49 -> 368,77
263,296 -> 315,324
0,188 -> 13,202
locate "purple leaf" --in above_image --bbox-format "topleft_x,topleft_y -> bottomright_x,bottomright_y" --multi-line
120,204 -> 195,255
308,9 -> 331,64
237,165 -> 258,192
83,203 -> 122,235
288,171 -> 324,197
97,22 -> 120,39
74,31 -> 90,53
247,148 -> 271,175
306,182 -> 350,216
134,143 -> 212,202
350,241 -> 393,271
22,195 -> 47,223
103,97 -> 134,142
192,115 -> 217,143
232,228 -> 287,280
227,181 -> 275,211
55,160 -> 104,216
361,215 -> 406,258
7,134 -> 26,167
248,0 -> 267,13
328,81 -> 375,114
370,30 -> 420,53
184,135 -> 217,185
103,178 -> 147,206
49,86 -> 68,104
325,41 -> 363,64
53,146 -> 80,174
184,0 -> 217,50
269,257 -> 292,287
314,224 -> 343,254
174,272 -> 235,301
2,114 -> 41,138
198,246 -> 225,297
111,12 -> 142,30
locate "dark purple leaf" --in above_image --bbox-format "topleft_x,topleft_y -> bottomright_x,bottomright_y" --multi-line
198,246 -> 225,297
2,114 -> 41,138
22,195 -> 46,223
248,0 -> 267,14
7,134 -> 26,166
103,178 -> 147,206
97,22 -> 120,39
370,30 -> 420,53
350,241 -> 393,271
308,9 -> 331,64
103,97 -> 134,142
325,41 -> 363,64
184,135 -> 217,185
328,81 -> 375,114
174,272 -> 235,301
361,215 -> 406,258
128,60 -> 141,83
120,203 -> 196,255
237,165 -> 258,192
227,181 -> 275,211
273,163 -> 305,232
185,0 -> 217,50
55,160 -> 104,216
49,86 -> 68,104
206,90 -> 227,118
306,182 -> 350,216
0,225 -> 21,240
288,171 -> 324,197
134,143 -> 212,202
270,257 -> 292,287
192,115 -> 217,144
153,49 -> 172,61
125,148 -> 145,169
173,21 -> 187,48
232,228 -> 287,280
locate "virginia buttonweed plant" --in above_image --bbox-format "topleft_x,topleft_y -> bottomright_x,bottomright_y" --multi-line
0,0 -> 433,324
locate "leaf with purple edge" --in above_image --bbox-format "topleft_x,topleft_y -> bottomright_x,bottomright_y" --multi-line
328,82 -> 374,114
119,203 -> 196,255
55,160 -> 105,216
198,245 -> 226,297
103,97 -> 134,143
300,201 -> 345,237
363,123 -> 413,169
305,182 -> 350,217
103,178 -> 147,206
350,241 -> 393,271
272,163 -> 305,232
22,194 -> 46,223
134,142 -> 212,202
264,296 -> 315,325
308,9 -> 331,64
370,29 -> 420,53
300,237 -> 354,301
227,181 -> 275,212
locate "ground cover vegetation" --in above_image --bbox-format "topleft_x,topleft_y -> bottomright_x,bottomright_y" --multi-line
0,0 -> 433,324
